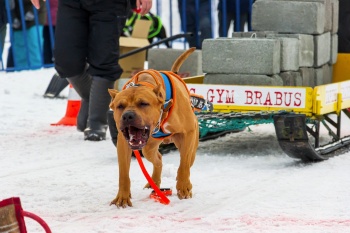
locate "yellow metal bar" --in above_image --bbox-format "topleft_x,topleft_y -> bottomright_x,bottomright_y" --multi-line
183,75 -> 204,84
340,80 -> 350,110
313,80 -> 350,115
182,76 -> 350,116
186,83 -> 313,114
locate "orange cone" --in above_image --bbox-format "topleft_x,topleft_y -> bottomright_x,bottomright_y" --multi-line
51,84 -> 81,126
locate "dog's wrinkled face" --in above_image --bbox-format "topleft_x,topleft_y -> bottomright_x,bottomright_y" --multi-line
109,85 -> 165,150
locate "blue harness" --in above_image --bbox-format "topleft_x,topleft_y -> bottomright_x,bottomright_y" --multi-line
152,72 -> 173,139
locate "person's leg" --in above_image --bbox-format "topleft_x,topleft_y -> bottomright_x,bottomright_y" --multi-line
13,26 -> 42,69
54,0 -> 91,132
178,0 -> 197,48
27,25 -> 43,68
0,24 -> 6,56
240,13 -> 248,32
12,31 -> 27,68
218,9 -> 232,37
43,25 -> 55,64
83,0 -> 128,141
54,1 -> 88,77
198,1 -> 212,48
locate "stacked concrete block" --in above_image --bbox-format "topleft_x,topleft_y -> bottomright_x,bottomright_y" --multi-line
201,0 -> 339,88
252,0 -> 326,34
266,33 -> 314,67
252,0 -> 339,87
330,33 -> 338,64
203,38 -> 281,75
314,32 -> 331,66
202,37 -> 284,86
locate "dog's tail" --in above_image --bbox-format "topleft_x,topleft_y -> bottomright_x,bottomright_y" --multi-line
171,47 -> 196,74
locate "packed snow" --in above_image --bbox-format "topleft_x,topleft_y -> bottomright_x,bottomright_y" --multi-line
1,68 -> 350,233
1,0 -> 350,231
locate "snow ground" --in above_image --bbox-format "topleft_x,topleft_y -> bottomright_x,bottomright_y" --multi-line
1,68 -> 350,233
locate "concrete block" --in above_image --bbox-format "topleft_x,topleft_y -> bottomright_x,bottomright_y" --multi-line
203,73 -> 283,86
314,32 -> 331,66
252,0 -> 325,34
300,67 -> 315,87
279,38 -> 299,71
148,48 -> 203,76
330,33 -> 338,64
202,38 -> 281,75
331,0 -> 339,33
315,64 -> 332,85
233,31 -> 276,38
258,0 -> 339,33
267,33 -> 314,67
280,71 -> 303,86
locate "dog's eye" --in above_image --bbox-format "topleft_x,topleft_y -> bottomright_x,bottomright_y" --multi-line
139,102 -> 149,107
117,104 -> 125,110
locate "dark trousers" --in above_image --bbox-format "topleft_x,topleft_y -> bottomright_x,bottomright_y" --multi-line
178,0 -> 212,49
218,11 -> 248,37
54,0 -> 128,81
43,25 -> 55,64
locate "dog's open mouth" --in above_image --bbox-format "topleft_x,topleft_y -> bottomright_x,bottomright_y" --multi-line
121,125 -> 150,150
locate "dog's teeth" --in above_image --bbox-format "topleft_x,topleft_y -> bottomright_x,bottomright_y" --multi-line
139,141 -> 142,145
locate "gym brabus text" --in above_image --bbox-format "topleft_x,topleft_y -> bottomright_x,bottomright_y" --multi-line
189,87 -> 304,107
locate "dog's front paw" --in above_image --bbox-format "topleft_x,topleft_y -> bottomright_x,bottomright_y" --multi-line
110,192 -> 132,208
176,181 -> 193,199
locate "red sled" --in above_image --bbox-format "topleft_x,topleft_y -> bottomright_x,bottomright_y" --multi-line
0,197 -> 52,233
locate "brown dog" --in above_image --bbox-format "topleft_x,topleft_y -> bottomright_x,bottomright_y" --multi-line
108,48 -> 199,208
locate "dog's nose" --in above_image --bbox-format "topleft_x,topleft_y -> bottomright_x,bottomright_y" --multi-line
122,111 -> 136,123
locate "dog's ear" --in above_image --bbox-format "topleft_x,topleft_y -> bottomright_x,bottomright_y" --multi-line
153,84 -> 165,103
108,89 -> 119,100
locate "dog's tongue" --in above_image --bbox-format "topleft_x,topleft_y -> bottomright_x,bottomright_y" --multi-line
129,127 -> 143,144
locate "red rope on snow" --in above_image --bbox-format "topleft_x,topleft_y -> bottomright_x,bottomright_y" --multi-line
133,150 -> 170,205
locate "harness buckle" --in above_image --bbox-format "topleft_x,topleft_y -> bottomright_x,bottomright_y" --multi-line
125,82 -> 135,89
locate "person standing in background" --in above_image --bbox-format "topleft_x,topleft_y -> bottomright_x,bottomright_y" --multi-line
43,0 -> 58,64
178,0 -> 212,49
31,0 -> 152,141
218,0 -> 252,37
7,0 -> 46,69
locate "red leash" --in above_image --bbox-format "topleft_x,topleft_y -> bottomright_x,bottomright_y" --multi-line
133,150 -> 170,205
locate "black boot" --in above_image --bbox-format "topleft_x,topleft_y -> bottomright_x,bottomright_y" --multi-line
43,73 -> 69,98
66,71 -> 92,132
107,109 -> 118,146
77,99 -> 89,132
84,76 -> 115,141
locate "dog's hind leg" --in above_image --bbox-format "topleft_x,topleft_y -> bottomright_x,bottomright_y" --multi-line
142,142 -> 163,189
172,129 -> 198,200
